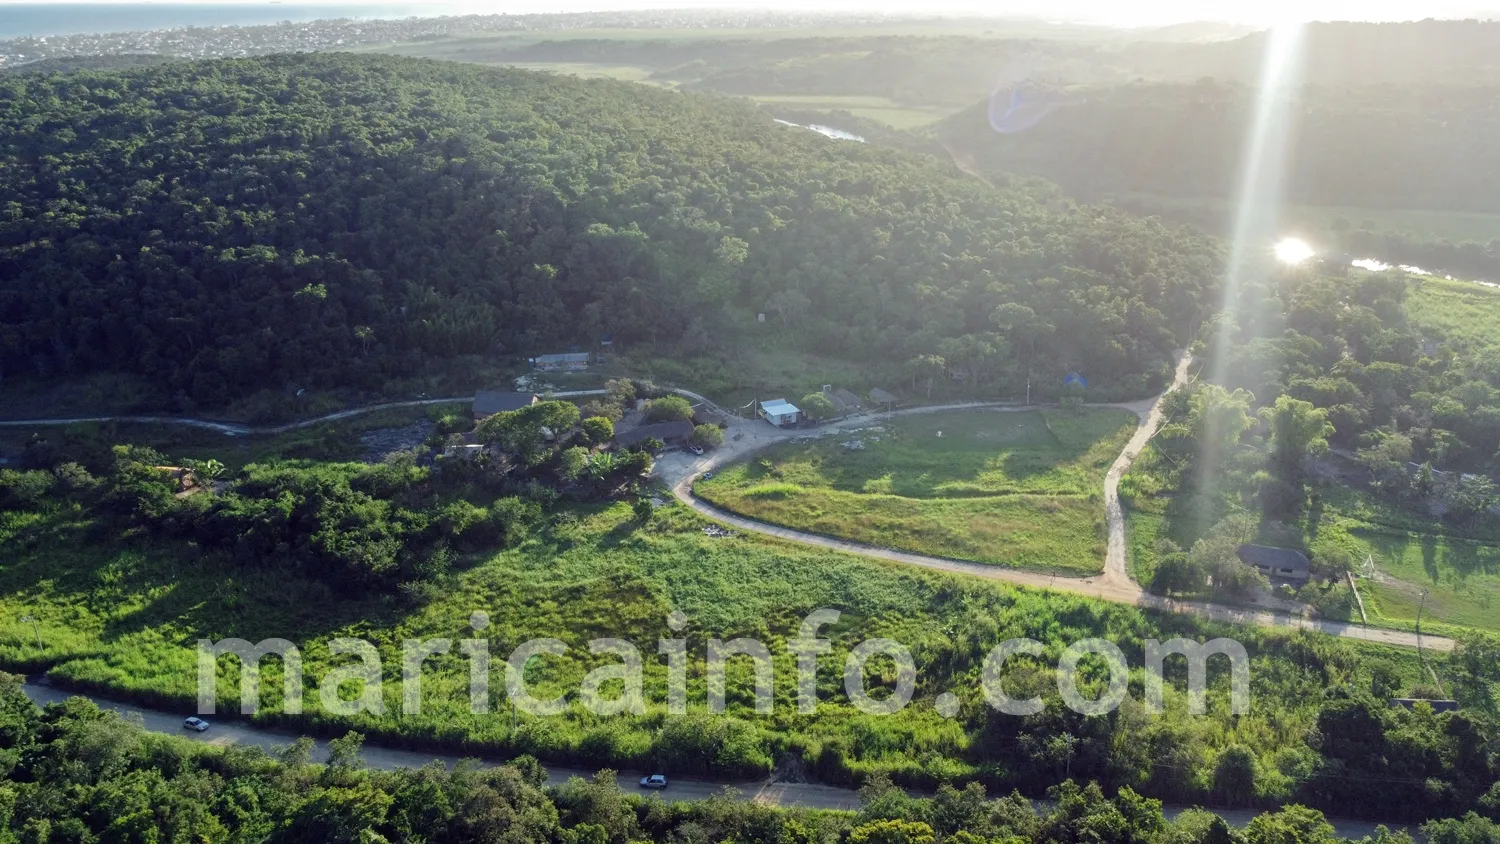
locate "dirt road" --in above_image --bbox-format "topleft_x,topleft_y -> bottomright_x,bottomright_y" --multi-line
657,355 -> 1455,654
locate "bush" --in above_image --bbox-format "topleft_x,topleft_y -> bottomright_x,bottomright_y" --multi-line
580,417 -> 614,445
644,395 -> 694,423
690,424 -> 725,448
0,469 -> 54,510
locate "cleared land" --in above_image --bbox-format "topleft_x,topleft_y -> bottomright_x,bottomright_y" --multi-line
696,408 -> 1136,574
1406,274 -> 1500,351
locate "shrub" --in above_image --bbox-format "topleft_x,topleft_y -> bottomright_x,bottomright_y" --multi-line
580,417 -> 614,445
690,425 -> 725,448
644,395 -> 694,423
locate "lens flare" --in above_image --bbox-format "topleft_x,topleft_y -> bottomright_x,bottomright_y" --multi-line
1273,237 -> 1315,264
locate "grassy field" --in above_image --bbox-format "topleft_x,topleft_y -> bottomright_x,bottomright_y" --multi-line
698,408 -> 1137,574
1123,440 -> 1500,636
1406,274 -> 1500,352
748,94 -> 952,128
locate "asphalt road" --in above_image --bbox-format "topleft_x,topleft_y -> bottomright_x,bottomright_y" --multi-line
21,683 -> 1409,838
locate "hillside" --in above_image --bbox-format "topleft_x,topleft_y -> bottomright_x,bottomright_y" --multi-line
933,79 -> 1500,215
0,53 -> 1219,416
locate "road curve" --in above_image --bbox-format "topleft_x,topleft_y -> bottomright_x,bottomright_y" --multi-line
0,373 -> 1456,652
663,356 -> 1455,654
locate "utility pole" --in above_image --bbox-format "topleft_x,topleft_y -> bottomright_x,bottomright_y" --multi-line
1062,733 -> 1076,781
1416,589 -> 1428,662
20,615 -> 40,653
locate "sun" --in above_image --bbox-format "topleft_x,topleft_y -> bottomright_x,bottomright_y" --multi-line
1274,237 -> 1315,264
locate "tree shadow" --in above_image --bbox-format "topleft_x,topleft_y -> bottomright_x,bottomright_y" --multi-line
1421,534 -> 1441,582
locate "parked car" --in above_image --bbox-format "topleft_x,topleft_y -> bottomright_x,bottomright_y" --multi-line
183,717 -> 210,732
640,774 -> 668,790
689,446 -> 705,456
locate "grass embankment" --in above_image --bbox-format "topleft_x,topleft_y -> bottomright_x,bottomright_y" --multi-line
698,408 -> 1136,575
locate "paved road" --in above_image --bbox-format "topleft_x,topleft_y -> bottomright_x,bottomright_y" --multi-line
657,356 -> 1455,654
18,682 -> 1408,838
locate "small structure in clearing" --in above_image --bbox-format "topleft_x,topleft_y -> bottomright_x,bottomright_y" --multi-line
531,352 -> 590,372
1237,544 -> 1311,584
1389,699 -> 1460,713
759,399 -> 801,427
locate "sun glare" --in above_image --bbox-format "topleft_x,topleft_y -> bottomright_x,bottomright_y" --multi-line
1274,237 -> 1315,264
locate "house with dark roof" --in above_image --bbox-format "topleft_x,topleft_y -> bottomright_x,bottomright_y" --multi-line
615,420 -> 695,449
532,352 -> 591,372
473,390 -> 538,418
869,387 -> 899,406
822,385 -> 863,416
1237,544 -> 1311,583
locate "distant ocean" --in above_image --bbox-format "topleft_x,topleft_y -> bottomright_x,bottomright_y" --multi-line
0,1 -> 697,40
0,3 -> 445,40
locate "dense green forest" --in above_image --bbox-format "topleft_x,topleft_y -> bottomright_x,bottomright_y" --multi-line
0,53 -> 1218,415
9,669 -> 1492,844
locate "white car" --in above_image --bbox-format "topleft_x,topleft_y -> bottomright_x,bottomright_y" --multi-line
639,774 -> 668,790
183,717 -> 210,732
689,446 -> 705,456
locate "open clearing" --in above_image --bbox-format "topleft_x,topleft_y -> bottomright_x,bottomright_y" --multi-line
696,408 -> 1136,574
1407,274 -> 1500,351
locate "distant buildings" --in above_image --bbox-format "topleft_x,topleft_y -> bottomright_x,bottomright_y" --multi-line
759,399 -> 801,427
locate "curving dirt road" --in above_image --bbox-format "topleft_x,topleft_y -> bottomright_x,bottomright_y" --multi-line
658,355 -> 1455,654
0,371 -> 1454,654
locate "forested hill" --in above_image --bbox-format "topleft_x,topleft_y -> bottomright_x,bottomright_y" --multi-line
0,54 -> 1220,412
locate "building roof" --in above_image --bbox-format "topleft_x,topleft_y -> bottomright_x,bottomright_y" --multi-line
534,352 -> 590,364
869,387 -> 899,404
1390,699 -> 1461,713
827,387 -> 863,413
615,420 -> 695,447
760,399 -> 800,416
473,390 -> 537,417
1237,544 -> 1311,576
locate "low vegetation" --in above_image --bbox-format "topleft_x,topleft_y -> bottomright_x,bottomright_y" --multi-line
697,409 -> 1134,574
11,669 -> 1489,844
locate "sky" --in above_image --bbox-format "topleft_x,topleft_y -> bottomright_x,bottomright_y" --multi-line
2,0 -> 1491,27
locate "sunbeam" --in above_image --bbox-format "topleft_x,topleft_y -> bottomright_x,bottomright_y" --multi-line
1203,22 -> 1307,493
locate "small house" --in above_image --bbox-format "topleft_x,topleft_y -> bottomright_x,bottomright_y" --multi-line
615,420 -> 695,449
532,352 -> 591,372
869,387 -> 899,407
473,390 -> 537,419
1389,699 -> 1460,713
759,399 -> 801,427
1237,544 -> 1311,584
823,385 -> 863,416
